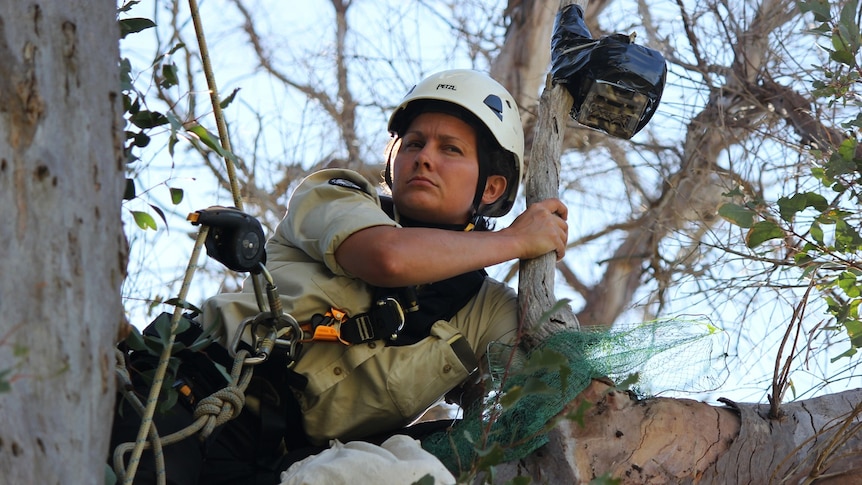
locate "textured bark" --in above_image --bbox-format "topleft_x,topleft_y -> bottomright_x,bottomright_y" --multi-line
494,380 -> 862,484
490,1 -> 557,123
0,2 -> 124,483
513,0 -> 584,345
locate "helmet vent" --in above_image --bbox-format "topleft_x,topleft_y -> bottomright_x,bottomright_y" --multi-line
483,95 -> 503,121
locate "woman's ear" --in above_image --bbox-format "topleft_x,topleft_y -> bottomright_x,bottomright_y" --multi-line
481,175 -> 508,205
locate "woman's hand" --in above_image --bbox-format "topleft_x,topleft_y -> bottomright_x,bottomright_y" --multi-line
502,198 -> 568,261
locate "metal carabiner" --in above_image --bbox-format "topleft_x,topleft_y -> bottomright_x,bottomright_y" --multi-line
230,312 -> 302,366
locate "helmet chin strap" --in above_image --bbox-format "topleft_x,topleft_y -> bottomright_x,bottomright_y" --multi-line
470,149 -> 491,223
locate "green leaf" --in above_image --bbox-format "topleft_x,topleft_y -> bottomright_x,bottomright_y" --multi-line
589,472 -> 622,485
153,313 -> 173,346
615,372 -> 641,391
117,1 -> 141,14
186,124 -> 238,163
410,475 -> 435,485
474,442 -> 505,470
123,325 -> 148,351
826,148 -> 857,178
220,88 -> 241,109
127,95 -> 141,115
0,368 -> 14,393
132,210 -> 157,230
149,204 -> 168,227
119,17 -> 156,39
161,63 -> 179,89
123,178 -> 136,200
133,131 -> 150,148
830,346 -> 857,362
523,348 -> 567,372
721,187 -> 745,197
718,203 -> 756,228
170,187 -> 184,205
105,463 -> 118,485
835,219 -> 862,250
846,319 -> 862,347
187,335 -> 216,353
167,43 -> 186,55
187,124 -> 223,153
175,317 -> 191,337
810,221 -> 824,244
777,192 -> 829,222
163,298 -> 202,314
499,385 -> 524,410
130,110 -> 169,129
120,58 -> 133,91
838,0 -> 861,52
565,400 -> 593,428
522,376 -> 553,395
158,387 -> 179,414
798,0 -> 832,22
837,272 -> 860,297
746,221 -> 784,248
167,112 -> 183,157
534,298 -> 571,330
838,137 -> 858,163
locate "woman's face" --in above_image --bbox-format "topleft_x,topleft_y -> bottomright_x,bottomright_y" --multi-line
391,112 -> 479,225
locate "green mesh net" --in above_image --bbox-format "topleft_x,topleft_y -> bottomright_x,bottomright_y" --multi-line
421,318 -> 726,473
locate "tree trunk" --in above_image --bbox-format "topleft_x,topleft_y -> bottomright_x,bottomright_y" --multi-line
515,0 -> 584,345
494,379 -> 862,484
0,2 -> 124,483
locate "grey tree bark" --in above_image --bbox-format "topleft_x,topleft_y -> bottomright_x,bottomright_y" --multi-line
0,1 -> 124,483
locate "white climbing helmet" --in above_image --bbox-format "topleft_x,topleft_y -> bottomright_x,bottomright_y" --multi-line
387,69 -> 525,217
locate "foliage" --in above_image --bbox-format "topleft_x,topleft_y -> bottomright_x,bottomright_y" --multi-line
115,0 -> 235,453
119,1 -> 242,233
719,0 -> 862,359
424,304 -> 721,483
119,1 -> 181,231
121,312 -> 223,413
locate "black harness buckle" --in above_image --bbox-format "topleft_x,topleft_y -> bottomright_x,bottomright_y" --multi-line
336,297 -> 407,344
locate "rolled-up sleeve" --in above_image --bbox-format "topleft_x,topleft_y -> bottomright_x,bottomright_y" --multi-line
271,169 -> 398,276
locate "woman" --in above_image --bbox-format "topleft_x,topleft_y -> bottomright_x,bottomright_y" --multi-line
114,69 -> 568,484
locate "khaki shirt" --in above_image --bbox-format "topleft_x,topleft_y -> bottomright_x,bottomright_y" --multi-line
202,168 -> 518,444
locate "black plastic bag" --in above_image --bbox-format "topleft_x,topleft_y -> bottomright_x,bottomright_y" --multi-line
550,4 -> 666,139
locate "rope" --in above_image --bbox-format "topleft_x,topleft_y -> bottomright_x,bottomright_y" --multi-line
114,349 -> 167,485
188,0 -> 242,210
192,348 -> 254,437
121,227 -> 209,485
113,348 -> 255,484
187,0 -> 268,312
116,1 -> 275,482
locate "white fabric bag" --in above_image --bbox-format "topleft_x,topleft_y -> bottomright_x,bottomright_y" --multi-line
280,434 -> 456,485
